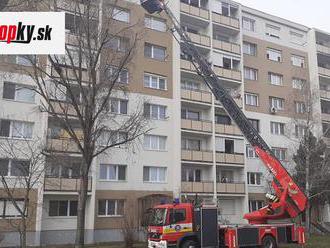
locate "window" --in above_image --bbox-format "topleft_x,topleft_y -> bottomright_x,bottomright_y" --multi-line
246,145 -> 258,158
292,78 -> 305,89
290,31 -> 304,45
270,122 -> 285,135
270,97 -> 284,110
242,17 -> 255,31
46,163 -> 79,178
247,172 -> 262,185
49,200 -> 77,217
144,134 -> 166,151
145,15 -> 166,32
110,98 -> 128,114
99,131 -> 127,147
182,168 -> 201,182
144,43 -> 166,61
243,42 -> 257,56
268,72 -> 283,86
106,36 -> 129,52
245,93 -> 258,106
112,7 -> 129,23
144,104 -> 166,120
106,66 -> 129,84
266,48 -> 282,62
295,101 -> 305,114
98,199 -> 124,216
291,55 -> 305,68
99,164 -> 126,181
144,73 -> 167,90
322,122 -> 330,138
0,120 -> 33,139
16,55 -> 36,66
0,159 -> 30,177
218,169 -> 234,183
272,147 -> 286,161
215,115 -> 231,125
181,109 -> 200,121
3,82 -> 35,103
181,81 -> 200,91
181,138 -> 200,151
225,139 -> 234,154
143,166 -> 166,183
169,208 -> 186,224
265,24 -> 280,39
248,119 -> 260,132
0,199 -> 25,218
249,200 -> 263,212
244,67 -> 258,81
295,125 -> 306,138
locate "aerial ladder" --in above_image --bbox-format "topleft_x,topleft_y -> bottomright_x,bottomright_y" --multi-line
141,0 -> 307,225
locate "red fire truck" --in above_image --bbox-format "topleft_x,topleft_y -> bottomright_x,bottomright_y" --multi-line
140,0 -> 308,247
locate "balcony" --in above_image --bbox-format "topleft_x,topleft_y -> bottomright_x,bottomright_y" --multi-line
181,88 -> 212,103
180,2 -> 209,20
49,100 -> 80,116
317,44 -> 330,55
181,181 -> 213,193
215,98 -> 243,108
46,138 -> 81,153
44,177 -> 92,192
217,182 -> 245,194
181,59 -> 196,72
212,12 -> 240,30
213,40 -> 240,54
215,124 -> 242,136
319,67 -> 330,77
320,90 -> 330,99
187,32 -> 211,47
181,119 -> 212,133
216,152 -> 244,165
214,66 -> 241,81
181,149 -> 213,163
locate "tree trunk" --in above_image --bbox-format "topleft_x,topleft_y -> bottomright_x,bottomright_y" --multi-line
20,217 -> 27,248
305,152 -> 310,236
75,174 -> 89,248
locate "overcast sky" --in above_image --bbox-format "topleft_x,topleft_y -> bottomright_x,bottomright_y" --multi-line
235,0 -> 330,33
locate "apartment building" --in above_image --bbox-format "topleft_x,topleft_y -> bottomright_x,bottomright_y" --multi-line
177,0 -> 248,224
0,0 -> 329,246
241,7 -> 311,213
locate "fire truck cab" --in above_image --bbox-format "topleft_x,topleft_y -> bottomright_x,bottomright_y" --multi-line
147,202 -> 305,248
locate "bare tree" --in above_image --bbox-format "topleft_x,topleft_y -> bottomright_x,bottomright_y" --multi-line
4,0 -> 150,247
0,137 -> 45,248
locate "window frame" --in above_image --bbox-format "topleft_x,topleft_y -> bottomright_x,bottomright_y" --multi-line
144,134 -> 167,151
112,7 -> 130,23
270,97 -> 285,110
144,104 -> 167,120
242,17 -> 255,32
247,172 -> 262,185
144,15 -> 166,32
143,166 -> 167,183
244,67 -> 258,81
144,43 -> 166,61
97,199 -> 125,217
266,48 -> 282,62
144,73 -> 167,90
110,98 -> 128,114
291,55 -> 305,68
243,41 -> 257,56
99,164 -> 126,181
244,93 -> 259,106
48,200 -> 78,217
270,122 -> 285,135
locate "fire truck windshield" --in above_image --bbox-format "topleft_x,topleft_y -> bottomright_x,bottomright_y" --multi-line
150,208 -> 167,226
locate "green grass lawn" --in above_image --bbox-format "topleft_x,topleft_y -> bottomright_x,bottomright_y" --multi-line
281,235 -> 330,248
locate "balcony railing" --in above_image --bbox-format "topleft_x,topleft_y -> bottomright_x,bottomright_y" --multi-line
181,181 -> 213,193
213,39 -> 240,54
181,59 -> 196,72
214,66 -> 241,81
181,119 -> 212,132
49,100 -> 80,116
319,67 -> 330,77
215,123 -> 242,136
187,32 -> 211,47
44,177 -> 92,192
320,90 -> 330,99
181,88 -> 212,103
217,182 -> 245,194
217,98 -> 243,108
181,149 -> 213,163
46,138 -> 81,153
317,44 -> 330,55
216,152 -> 244,165
322,113 -> 330,122
212,12 -> 240,29
180,2 -> 209,20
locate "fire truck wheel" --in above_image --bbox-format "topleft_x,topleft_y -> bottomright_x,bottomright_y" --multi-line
181,239 -> 199,248
261,235 -> 277,248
